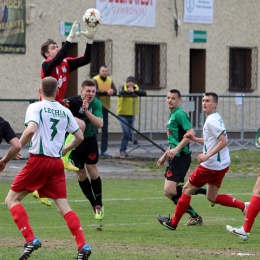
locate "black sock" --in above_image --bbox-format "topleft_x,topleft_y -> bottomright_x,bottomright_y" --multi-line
171,185 -> 183,205
186,205 -> 199,218
172,185 -> 198,217
193,187 -> 207,195
91,176 -> 102,206
78,178 -> 96,207
178,184 -> 206,195
176,185 -> 184,197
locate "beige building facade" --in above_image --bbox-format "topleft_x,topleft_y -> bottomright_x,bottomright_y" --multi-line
1,0 -> 260,99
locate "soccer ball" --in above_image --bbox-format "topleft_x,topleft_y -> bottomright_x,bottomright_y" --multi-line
83,8 -> 102,28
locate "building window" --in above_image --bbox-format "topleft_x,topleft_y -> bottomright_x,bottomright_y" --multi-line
90,40 -> 113,78
229,47 -> 258,92
135,43 -> 167,90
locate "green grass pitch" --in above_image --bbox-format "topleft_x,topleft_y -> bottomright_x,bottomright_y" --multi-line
0,176 -> 260,259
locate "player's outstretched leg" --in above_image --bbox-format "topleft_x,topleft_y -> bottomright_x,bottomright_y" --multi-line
62,134 -> 79,172
18,237 -> 42,260
32,190 -> 52,207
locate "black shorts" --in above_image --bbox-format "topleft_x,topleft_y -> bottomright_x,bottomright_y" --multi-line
70,135 -> 99,169
164,153 -> 191,183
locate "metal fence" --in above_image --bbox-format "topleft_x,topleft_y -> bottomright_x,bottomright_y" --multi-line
0,94 -> 259,158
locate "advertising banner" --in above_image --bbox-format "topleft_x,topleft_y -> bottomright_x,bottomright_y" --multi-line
96,0 -> 156,27
0,0 -> 26,54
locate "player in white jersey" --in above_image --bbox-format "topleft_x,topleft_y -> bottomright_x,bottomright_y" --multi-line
201,111 -> 230,170
157,92 -> 249,232
25,101 -> 77,157
4,77 -> 92,260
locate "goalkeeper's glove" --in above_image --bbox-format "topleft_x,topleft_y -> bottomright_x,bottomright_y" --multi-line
76,26 -> 98,44
66,21 -> 79,43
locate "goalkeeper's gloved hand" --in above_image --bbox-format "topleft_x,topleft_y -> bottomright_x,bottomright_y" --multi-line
76,26 -> 98,44
66,21 -> 79,43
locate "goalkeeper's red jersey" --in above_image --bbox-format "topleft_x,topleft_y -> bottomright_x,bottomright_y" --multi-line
40,41 -> 92,102
41,58 -> 72,102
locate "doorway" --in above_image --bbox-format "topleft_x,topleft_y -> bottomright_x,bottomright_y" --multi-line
189,49 -> 206,128
190,49 -> 206,93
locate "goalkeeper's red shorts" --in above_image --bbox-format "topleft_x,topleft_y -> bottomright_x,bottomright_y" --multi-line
188,165 -> 229,188
11,154 -> 66,199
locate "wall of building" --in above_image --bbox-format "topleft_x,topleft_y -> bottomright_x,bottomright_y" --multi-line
1,0 -> 260,99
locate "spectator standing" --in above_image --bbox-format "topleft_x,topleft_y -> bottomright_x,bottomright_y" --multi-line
93,65 -> 117,158
117,76 -> 146,157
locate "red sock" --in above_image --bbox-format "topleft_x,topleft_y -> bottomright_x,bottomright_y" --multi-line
10,204 -> 34,242
243,196 -> 260,233
215,194 -> 244,211
170,193 -> 191,227
64,211 -> 86,250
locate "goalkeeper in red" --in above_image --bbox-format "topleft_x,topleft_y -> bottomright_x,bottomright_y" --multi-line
40,21 -> 97,171
40,21 -> 97,104
33,21 -> 98,206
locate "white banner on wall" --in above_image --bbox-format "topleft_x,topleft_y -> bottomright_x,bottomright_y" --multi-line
184,0 -> 214,24
96,0 -> 156,27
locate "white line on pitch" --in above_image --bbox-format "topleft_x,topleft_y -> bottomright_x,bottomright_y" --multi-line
0,197 -> 166,205
0,193 -> 253,205
0,217 -> 238,230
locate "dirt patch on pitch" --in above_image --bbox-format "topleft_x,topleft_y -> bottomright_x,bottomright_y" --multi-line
1,238 -> 259,258
98,243 -> 260,258
0,237 -> 71,249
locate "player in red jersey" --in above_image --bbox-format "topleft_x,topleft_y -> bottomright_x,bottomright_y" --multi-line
33,22 -> 98,206
40,21 -> 97,103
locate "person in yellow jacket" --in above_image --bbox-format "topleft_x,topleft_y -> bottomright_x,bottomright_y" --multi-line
93,66 -> 117,158
117,76 -> 146,157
